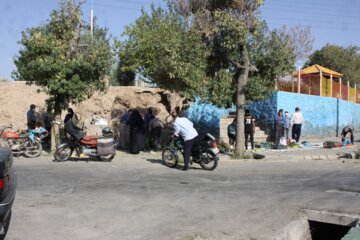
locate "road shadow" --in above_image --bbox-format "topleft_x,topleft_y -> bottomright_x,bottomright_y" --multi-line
146,158 -> 185,171
146,158 -> 164,165
52,155 -> 110,163
146,158 -> 204,171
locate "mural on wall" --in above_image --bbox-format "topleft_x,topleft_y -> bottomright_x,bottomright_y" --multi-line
187,98 -> 229,136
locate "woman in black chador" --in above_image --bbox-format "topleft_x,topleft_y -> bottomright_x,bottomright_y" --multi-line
128,109 -> 145,154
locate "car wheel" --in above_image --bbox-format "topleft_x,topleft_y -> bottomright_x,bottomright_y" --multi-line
0,210 -> 12,240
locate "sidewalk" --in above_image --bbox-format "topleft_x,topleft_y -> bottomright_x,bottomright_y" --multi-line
220,134 -> 360,162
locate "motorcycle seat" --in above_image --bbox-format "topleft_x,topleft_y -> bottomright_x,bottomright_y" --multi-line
80,135 -> 98,147
82,135 -> 98,141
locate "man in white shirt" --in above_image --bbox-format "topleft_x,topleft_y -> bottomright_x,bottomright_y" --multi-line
172,109 -> 198,171
291,107 -> 304,143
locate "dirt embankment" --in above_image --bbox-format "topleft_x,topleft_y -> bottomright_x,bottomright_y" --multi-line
0,81 -> 187,133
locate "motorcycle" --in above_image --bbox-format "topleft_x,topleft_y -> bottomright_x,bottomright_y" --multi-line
1,125 -> 48,157
162,133 -> 220,171
54,120 -> 116,162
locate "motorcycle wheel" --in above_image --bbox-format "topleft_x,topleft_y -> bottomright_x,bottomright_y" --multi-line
162,148 -> 178,168
199,150 -> 218,171
98,154 -> 115,162
23,140 -> 43,158
54,145 -> 73,162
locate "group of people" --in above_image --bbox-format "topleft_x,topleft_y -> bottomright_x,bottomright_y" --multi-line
118,107 -> 197,171
227,107 -> 305,150
274,107 -> 304,145
118,108 -> 165,154
27,104 -> 53,132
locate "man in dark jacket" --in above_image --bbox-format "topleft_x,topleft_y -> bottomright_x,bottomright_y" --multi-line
244,110 -> 256,150
27,104 -> 37,131
227,118 -> 236,147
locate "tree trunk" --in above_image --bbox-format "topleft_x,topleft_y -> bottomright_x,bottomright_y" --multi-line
51,101 -> 62,152
234,47 -> 250,159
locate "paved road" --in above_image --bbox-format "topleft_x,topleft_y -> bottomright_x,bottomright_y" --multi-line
6,153 -> 360,240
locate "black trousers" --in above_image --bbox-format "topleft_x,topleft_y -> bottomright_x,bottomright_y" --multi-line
245,131 -> 254,150
292,124 -> 302,143
183,138 -> 195,170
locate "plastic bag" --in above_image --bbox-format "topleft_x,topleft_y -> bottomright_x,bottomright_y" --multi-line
279,137 -> 287,146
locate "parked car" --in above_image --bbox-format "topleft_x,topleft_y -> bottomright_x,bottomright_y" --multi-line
0,147 -> 16,239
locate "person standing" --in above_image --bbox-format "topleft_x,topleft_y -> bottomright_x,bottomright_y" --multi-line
227,118 -> 237,148
128,110 -> 145,154
144,108 -> 154,131
27,104 -> 37,131
149,114 -> 164,151
244,110 -> 256,150
284,111 -> 290,141
172,109 -> 198,171
274,109 -> 284,145
117,109 -> 132,149
64,108 -> 74,123
291,107 -> 304,143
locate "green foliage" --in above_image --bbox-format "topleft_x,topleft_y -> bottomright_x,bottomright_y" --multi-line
13,0 -> 112,114
117,5 -> 208,98
306,44 -> 360,85
174,0 -> 295,105
247,24 -> 296,100
113,57 -> 135,86
207,70 -> 234,107
118,1 -> 294,109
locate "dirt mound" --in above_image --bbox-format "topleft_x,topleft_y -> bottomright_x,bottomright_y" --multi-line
0,81 -> 187,133
0,82 -> 47,131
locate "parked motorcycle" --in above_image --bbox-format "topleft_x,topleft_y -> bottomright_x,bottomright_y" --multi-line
162,133 -> 220,171
54,120 -> 116,162
1,125 -> 48,157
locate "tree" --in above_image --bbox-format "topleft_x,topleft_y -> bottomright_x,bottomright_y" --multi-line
278,25 -> 314,63
117,5 -> 208,98
306,44 -> 360,85
113,57 -> 135,86
246,24 -> 296,100
174,0 -> 267,157
120,1 -> 295,158
13,0 -> 112,149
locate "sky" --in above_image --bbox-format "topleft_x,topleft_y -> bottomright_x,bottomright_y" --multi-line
0,0 -> 359,80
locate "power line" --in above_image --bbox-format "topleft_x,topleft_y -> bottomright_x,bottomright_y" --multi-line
264,2 -> 359,14
262,16 -> 359,26
104,0 -> 163,6
92,3 -> 141,11
261,7 -> 360,19
91,1 -> 360,19
87,2 -> 360,31
268,22 -> 360,31
268,0 -> 359,9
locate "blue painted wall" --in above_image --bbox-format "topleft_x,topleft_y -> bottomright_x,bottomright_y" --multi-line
275,92 -> 360,137
188,92 -> 360,138
187,98 -> 229,136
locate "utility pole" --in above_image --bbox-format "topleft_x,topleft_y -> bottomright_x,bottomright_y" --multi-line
90,0 -> 94,36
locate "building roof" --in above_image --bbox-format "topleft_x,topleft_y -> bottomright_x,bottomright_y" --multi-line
292,64 -> 343,77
